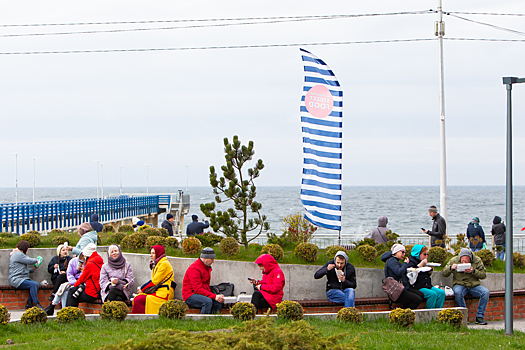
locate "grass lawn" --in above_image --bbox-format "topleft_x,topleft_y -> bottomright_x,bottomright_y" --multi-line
0,317 -> 524,350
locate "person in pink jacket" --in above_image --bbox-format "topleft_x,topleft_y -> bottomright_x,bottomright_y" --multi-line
249,254 -> 285,310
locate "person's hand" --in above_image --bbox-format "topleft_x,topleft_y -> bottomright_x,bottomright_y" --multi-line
59,271 -> 66,274
327,263 -> 335,271
419,259 -> 428,267
137,287 -> 142,294
464,267 -> 474,274
34,264 -> 39,270
54,264 -> 59,269
216,294 -> 225,303
338,274 -> 346,282
67,246 -> 73,251
255,284 -> 261,291
249,279 -> 257,285
123,285 -> 127,290
423,229 -> 428,234
404,257 -> 409,263
111,278 -> 119,285
451,264 -> 457,270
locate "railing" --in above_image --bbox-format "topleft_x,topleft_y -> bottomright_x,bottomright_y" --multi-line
0,196 -> 161,234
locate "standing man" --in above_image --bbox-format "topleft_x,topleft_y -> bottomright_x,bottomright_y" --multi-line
186,215 -> 209,236
442,248 -> 489,325
161,214 -> 175,236
422,205 -> 446,248
90,214 -> 104,233
182,247 -> 224,314
314,251 -> 357,307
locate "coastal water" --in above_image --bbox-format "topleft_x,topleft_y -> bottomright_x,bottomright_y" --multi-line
1,186 -> 524,239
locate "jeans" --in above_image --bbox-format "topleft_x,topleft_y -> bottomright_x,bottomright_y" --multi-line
326,288 -> 355,307
453,284 -> 490,318
185,294 -> 223,314
496,244 -> 506,261
52,291 -> 69,306
18,280 -> 40,305
419,287 -> 446,309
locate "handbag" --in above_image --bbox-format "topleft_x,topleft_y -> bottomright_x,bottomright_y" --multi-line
382,258 -> 404,301
142,273 -> 173,295
210,282 -> 235,296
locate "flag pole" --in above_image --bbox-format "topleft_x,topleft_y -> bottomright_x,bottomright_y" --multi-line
338,230 -> 341,246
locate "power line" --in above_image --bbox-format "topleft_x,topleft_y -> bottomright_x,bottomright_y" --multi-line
447,13 -> 525,37
0,38 -> 437,55
445,37 -> 525,42
448,12 -> 525,17
0,11 -> 433,28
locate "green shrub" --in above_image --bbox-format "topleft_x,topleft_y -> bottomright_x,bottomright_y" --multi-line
0,237 -> 6,247
143,228 -> 161,237
157,228 -> 169,237
249,243 -> 262,252
428,246 -> 447,265
145,236 -> 167,248
118,224 -> 134,233
230,302 -> 256,321
356,244 -> 377,262
182,237 -> 202,255
158,300 -> 188,320
266,232 -> 293,248
0,304 -> 10,325
276,300 -> 304,321
437,308 -> 463,327
375,243 -> 388,256
514,252 -> 525,268
196,232 -> 223,247
97,234 -> 102,245
111,232 -> 127,244
354,238 -> 377,248
51,235 -> 69,246
294,242 -> 318,262
20,306 -> 47,324
325,245 -> 348,259
49,229 -> 65,235
26,230 -> 41,236
165,237 -> 180,249
220,236 -> 240,256
103,224 -> 115,233
0,232 -> 14,238
280,212 -> 317,244
389,308 -> 415,327
404,244 -> 414,258
56,306 -> 85,323
100,301 -> 129,322
120,232 -> 147,252
261,244 -> 284,261
138,224 -> 151,232
451,233 -> 468,255
475,249 -> 495,267
336,307 -> 363,323
19,233 -> 40,247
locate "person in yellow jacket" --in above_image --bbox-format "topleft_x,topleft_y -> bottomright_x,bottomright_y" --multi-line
131,245 -> 176,314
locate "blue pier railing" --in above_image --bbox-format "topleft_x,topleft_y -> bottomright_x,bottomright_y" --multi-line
0,195 -> 161,234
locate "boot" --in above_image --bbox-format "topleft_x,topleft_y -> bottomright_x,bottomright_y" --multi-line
34,303 -> 46,311
25,299 -> 34,310
48,294 -> 55,302
44,304 -> 55,316
475,317 -> 488,325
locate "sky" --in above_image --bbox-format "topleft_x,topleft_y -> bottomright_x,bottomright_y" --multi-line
1,0 -> 524,189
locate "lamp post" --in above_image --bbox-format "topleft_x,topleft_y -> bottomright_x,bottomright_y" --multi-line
502,76 -> 525,336
96,160 -> 100,199
146,164 -> 149,196
120,166 -> 123,195
13,153 -> 18,205
33,158 -> 36,204
101,163 -> 104,199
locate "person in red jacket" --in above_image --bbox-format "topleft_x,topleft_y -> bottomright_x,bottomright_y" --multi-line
249,254 -> 285,310
182,247 -> 224,314
66,243 -> 103,307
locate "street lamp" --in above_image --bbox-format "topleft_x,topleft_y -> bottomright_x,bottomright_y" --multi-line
101,163 -> 104,199
13,153 -> 18,205
146,164 -> 149,196
33,158 -> 36,204
96,160 -> 100,199
502,76 -> 525,336
120,166 -> 123,195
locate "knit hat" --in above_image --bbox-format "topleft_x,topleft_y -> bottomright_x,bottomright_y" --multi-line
167,213 -> 174,220
192,215 -> 199,221
391,243 -> 405,255
57,244 -> 65,256
428,205 -> 438,213
82,243 -> 97,257
493,216 -> 502,225
78,222 -> 92,235
334,250 -> 348,263
459,248 -> 473,261
136,220 -> 145,227
200,247 -> 216,259
411,244 -> 425,258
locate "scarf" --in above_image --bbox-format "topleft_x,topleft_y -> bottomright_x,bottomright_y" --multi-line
107,245 -> 127,270
149,245 -> 166,270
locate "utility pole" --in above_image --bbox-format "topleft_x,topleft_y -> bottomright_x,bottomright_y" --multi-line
101,163 -> 104,199
146,164 -> 149,196
120,166 -> 123,195
436,0 -> 448,242
96,160 -> 100,199
13,153 -> 18,205
33,158 -> 36,204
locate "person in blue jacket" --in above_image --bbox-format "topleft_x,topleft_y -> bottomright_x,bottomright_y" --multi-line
381,244 -> 423,310
467,217 -> 486,252
407,244 -> 445,309
186,215 -> 209,236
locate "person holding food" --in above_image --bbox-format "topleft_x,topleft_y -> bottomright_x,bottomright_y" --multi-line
314,250 -> 356,307
406,245 -> 445,309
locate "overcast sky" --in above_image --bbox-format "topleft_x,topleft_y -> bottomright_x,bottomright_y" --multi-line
1,0 -> 524,189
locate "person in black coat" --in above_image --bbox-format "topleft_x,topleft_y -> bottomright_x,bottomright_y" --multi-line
467,217 -> 486,252
422,205 -> 446,248
90,214 -> 104,233
161,214 -> 175,236
381,244 -> 423,309
314,250 -> 357,307
186,215 -> 209,236
48,244 -> 72,297
491,216 -> 506,260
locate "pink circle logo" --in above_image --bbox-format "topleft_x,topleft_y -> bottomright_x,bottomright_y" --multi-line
305,84 -> 333,118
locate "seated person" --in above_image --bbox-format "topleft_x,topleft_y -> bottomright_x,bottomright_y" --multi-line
45,256 -> 84,315
442,248 -> 490,325
131,245 -> 175,314
8,241 -> 44,310
100,245 -> 134,302
314,251 -> 356,307
66,243 -> 103,307
182,248 -> 224,314
249,254 -> 285,310
47,243 -> 72,301
67,222 -> 98,256
406,245 -> 445,309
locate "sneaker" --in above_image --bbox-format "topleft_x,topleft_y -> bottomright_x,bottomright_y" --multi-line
25,300 -> 34,310
34,303 -> 46,311
475,317 -> 488,325
44,304 -> 55,316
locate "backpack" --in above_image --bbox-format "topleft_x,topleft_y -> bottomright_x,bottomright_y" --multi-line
210,282 -> 234,296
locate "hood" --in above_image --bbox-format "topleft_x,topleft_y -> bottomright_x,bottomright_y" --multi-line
380,251 -> 393,262
91,214 -> 99,222
377,216 -> 388,227
86,251 -> 103,264
255,254 -> 279,274
334,250 -> 348,262
411,244 -> 425,258
493,216 -> 502,225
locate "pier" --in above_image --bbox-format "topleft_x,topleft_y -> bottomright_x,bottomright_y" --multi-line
0,192 -> 190,235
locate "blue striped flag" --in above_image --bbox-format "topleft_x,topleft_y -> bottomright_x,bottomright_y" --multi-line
300,48 -> 342,231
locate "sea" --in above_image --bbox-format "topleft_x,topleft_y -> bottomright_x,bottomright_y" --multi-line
1,186 -> 524,241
